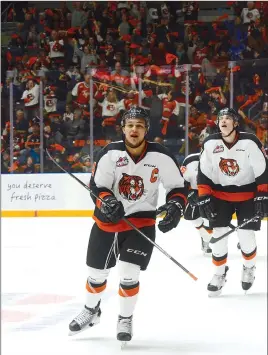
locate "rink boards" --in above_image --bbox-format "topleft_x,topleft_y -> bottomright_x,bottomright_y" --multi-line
1,173 -> 266,219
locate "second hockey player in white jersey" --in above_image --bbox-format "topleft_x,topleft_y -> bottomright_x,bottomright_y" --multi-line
197,108 -> 268,296
181,153 -> 212,254
68,106 -> 187,343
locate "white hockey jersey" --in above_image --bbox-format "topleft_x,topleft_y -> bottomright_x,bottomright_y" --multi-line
181,153 -> 200,190
21,84 -> 40,107
98,98 -> 125,117
198,132 -> 268,202
44,95 -> 57,113
49,40 -> 64,58
90,141 -> 186,232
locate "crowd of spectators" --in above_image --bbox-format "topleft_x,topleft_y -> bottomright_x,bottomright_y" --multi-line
1,1 -> 268,174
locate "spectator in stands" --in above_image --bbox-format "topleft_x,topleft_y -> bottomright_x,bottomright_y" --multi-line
63,104 -> 74,122
239,109 -> 268,147
111,62 -> 130,87
188,105 -> 207,134
118,14 -> 131,36
1,150 -> 10,174
79,46 -> 99,74
25,122 -> 40,150
24,156 -> 35,173
71,1 -> 88,27
72,73 -> 97,109
48,30 -> 65,65
241,2 -> 260,24
65,108 -> 85,141
14,109 -> 28,132
21,79 -> 40,121
2,1 -> 268,174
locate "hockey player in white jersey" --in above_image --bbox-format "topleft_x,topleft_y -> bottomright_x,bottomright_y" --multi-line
181,153 -> 212,254
69,106 -> 187,342
197,108 -> 268,296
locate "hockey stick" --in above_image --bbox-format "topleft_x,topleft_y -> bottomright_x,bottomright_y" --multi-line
210,215 -> 260,244
46,148 -> 198,281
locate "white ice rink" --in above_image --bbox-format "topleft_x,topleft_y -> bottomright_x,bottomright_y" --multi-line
2,217 -> 267,355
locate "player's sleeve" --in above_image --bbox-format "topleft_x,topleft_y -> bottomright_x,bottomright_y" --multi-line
172,101 -> 180,116
197,142 -> 214,196
181,157 -> 191,184
89,147 -> 115,208
248,139 -> 268,193
118,99 -> 125,112
21,90 -> 28,99
160,154 -> 187,207
71,83 -> 79,97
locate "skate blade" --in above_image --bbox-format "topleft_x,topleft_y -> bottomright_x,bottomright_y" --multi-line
121,341 -> 128,350
208,289 -> 222,297
68,318 -> 100,336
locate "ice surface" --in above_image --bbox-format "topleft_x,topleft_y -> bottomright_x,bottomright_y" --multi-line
2,218 -> 267,355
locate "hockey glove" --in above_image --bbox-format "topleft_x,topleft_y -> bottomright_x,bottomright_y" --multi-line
187,190 -> 199,207
157,200 -> 184,233
254,192 -> 268,218
197,195 -> 217,222
100,195 -> 125,223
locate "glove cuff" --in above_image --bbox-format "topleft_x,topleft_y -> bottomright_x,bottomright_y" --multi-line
197,194 -> 212,206
168,198 -> 184,216
96,192 -> 113,209
254,194 -> 268,201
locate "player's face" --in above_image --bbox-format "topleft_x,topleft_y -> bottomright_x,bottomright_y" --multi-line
218,115 -> 237,136
123,118 -> 147,148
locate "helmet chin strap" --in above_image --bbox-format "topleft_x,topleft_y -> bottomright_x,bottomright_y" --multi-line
221,123 -> 237,138
221,127 -> 235,138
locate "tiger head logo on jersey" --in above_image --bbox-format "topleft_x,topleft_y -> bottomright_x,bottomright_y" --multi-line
118,173 -> 145,202
219,157 -> 240,177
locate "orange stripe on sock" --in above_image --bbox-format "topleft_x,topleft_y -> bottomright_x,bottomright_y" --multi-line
212,258 -> 227,266
86,282 -> 106,294
119,285 -> 139,297
242,251 -> 257,260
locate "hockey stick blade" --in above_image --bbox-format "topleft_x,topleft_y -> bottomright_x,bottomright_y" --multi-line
46,149 -> 198,281
210,215 -> 260,244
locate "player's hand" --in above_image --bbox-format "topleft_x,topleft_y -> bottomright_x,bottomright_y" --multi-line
157,200 -> 184,233
100,195 -> 125,223
197,195 -> 217,222
187,190 -> 199,207
254,193 -> 268,218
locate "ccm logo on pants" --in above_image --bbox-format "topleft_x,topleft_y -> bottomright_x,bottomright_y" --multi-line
127,249 -> 147,257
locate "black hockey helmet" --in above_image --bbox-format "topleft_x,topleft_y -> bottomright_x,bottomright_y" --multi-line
216,108 -> 239,126
121,105 -> 150,130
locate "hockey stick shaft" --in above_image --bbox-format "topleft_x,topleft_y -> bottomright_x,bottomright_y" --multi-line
210,215 -> 260,244
46,149 -> 198,281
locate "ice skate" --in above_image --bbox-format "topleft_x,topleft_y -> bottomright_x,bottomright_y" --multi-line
117,315 -> 133,348
201,238 -> 212,255
69,302 -> 101,336
207,266 -> 229,297
241,265 -> 256,292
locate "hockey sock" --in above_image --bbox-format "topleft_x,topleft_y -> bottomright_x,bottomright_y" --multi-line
212,253 -> 228,275
191,217 -> 204,228
85,279 -> 107,309
119,282 -> 139,318
241,248 -> 257,268
237,230 -> 257,268
211,227 -> 229,275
